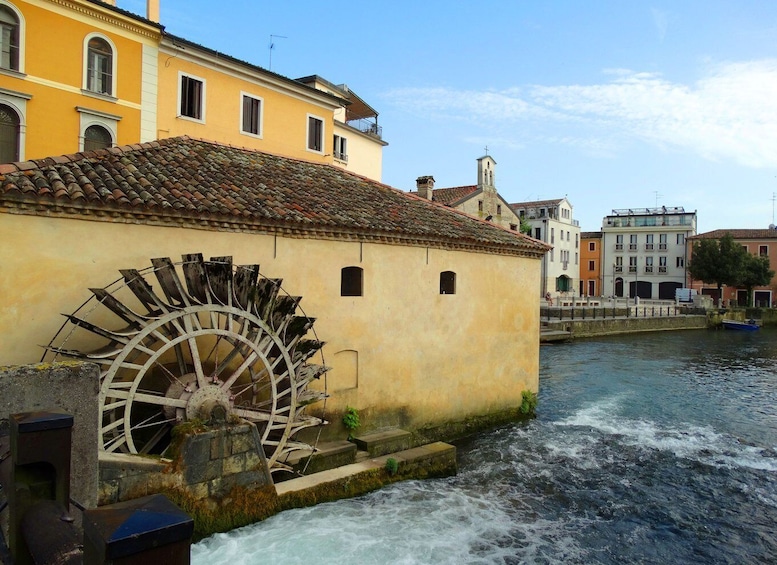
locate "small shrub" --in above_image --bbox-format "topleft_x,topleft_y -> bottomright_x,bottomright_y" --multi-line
519,390 -> 538,416
385,457 -> 398,476
342,406 -> 360,434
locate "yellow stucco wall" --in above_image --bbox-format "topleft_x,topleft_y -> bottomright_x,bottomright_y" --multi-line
0,0 -> 156,159
156,48 -> 338,165
332,123 -> 384,182
0,212 -> 539,433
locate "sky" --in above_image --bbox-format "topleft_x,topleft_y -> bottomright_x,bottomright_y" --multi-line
120,0 -> 777,234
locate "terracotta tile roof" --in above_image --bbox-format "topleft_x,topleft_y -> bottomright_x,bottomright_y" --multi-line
690,229 -> 777,240
581,231 -> 602,239
0,137 -> 548,258
509,198 -> 564,209
427,185 -> 479,206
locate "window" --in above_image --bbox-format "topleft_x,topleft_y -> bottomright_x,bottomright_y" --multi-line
0,102 -> 19,162
676,233 -> 684,245
676,257 -> 684,268
510,224 -> 517,231
333,134 -> 347,161
629,256 -> 637,272
179,73 -> 204,121
575,233 -> 579,248
588,241 -> 596,252
659,233 -> 667,250
0,4 -> 20,71
497,204 -> 502,216
534,227 -> 541,240
341,266 -> 363,297
551,228 -> 555,244
759,245 -> 768,257
85,36 -> 113,95
587,280 -> 596,296
659,256 -> 667,273
629,234 -> 638,250
588,260 -> 595,271
307,115 -> 323,152
645,234 -> 654,250
616,234 -> 623,250
440,271 -> 456,294
478,200 -> 483,212
645,256 -> 654,273
575,252 -> 578,265
240,93 -> 262,137
83,124 -> 112,150
615,256 -> 623,272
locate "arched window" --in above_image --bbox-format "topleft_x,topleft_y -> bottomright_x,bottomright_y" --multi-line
0,4 -> 20,71
0,103 -> 19,162
83,124 -> 112,151
85,35 -> 113,95
341,266 -> 363,297
440,271 -> 456,294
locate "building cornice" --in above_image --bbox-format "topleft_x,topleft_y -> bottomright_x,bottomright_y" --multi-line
43,0 -> 162,39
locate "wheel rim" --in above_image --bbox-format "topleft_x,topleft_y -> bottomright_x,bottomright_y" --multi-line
45,254 -> 328,473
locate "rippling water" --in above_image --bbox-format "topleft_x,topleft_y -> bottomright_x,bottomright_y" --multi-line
193,329 -> 777,564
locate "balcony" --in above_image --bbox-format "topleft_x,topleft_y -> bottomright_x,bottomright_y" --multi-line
658,266 -> 667,273
615,243 -> 623,251
645,244 -> 654,251
334,151 -> 348,162
659,244 -> 667,250
629,244 -> 637,251
346,118 -> 383,139
628,266 -> 637,273
644,266 -> 654,273
614,266 -> 623,273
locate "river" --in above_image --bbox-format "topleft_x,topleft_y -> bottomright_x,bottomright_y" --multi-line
192,329 -> 777,564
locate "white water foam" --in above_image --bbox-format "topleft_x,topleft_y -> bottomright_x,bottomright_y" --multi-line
552,396 -> 777,473
192,480 -> 589,565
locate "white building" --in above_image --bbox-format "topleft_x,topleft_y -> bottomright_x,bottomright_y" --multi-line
601,207 -> 697,300
510,198 -> 580,297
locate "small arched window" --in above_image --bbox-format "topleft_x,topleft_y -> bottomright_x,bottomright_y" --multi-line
0,103 -> 20,163
83,124 -> 112,151
341,266 -> 363,297
440,271 -> 456,295
86,36 -> 113,95
0,5 -> 20,71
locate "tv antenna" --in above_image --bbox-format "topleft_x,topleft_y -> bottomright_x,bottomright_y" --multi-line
269,34 -> 287,71
772,191 -> 776,226
653,191 -> 663,208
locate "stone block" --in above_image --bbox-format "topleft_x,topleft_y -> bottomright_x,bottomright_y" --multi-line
210,434 -> 226,460
229,427 -> 255,455
183,458 -> 222,485
223,453 -> 246,475
352,429 -> 413,457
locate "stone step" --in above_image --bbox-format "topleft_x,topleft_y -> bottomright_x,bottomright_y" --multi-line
351,429 -> 413,457
283,440 -> 357,475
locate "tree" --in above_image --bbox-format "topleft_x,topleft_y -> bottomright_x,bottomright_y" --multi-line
519,216 -> 533,236
737,253 -> 774,306
687,233 -> 747,306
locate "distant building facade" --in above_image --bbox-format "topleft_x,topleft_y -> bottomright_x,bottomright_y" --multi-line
412,155 -> 523,232
580,231 -> 603,297
601,207 -> 696,300
687,228 -> 777,307
510,198 -> 580,297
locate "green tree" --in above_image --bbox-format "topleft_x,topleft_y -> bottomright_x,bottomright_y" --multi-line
519,216 -> 533,236
737,253 -> 774,306
687,233 -> 747,306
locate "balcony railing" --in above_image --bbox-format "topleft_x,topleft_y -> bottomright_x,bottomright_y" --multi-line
346,118 -> 383,139
645,243 -> 654,250
628,266 -> 637,273
658,266 -> 667,273
629,244 -> 637,251
644,266 -> 653,273
615,243 -> 623,250
614,265 -> 623,273
334,151 -> 348,162
659,243 -> 667,250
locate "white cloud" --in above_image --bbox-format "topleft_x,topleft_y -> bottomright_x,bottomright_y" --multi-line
383,60 -> 777,168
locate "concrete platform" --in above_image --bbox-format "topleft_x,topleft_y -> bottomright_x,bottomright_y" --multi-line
351,429 -> 413,457
281,440 -> 357,475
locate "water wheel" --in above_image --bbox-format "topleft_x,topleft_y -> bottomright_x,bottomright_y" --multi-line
45,254 -> 328,474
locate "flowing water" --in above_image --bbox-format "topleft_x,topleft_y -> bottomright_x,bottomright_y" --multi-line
192,329 -> 777,564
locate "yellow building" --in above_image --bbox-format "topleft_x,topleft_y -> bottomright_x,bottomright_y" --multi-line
0,0 -> 161,162
0,137 -> 547,464
0,1 -> 387,182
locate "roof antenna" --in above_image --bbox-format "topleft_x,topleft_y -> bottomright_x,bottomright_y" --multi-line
269,34 -> 287,71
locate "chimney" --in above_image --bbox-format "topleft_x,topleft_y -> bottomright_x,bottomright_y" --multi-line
416,176 -> 435,200
147,0 -> 160,22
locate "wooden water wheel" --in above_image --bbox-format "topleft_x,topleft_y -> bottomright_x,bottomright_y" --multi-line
45,254 -> 328,474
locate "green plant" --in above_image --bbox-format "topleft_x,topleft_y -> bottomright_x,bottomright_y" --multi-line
342,406 -> 360,433
385,457 -> 398,476
519,390 -> 538,416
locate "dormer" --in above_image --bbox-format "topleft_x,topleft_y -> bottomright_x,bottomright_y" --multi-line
477,155 -> 496,192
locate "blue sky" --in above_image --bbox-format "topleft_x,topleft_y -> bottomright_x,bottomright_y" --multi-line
121,0 -> 777,233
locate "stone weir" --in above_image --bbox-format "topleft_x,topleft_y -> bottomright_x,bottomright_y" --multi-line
99,425 -> 457,541
541,313 -> 709,342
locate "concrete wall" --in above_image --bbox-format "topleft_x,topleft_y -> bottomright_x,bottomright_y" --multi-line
0,212 -> 540,441
544,315 -> 708,338
0,362 -> 99,508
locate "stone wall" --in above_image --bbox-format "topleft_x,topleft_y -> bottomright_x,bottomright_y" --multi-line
0,362 -> 99,508
544,315 -> 708,338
